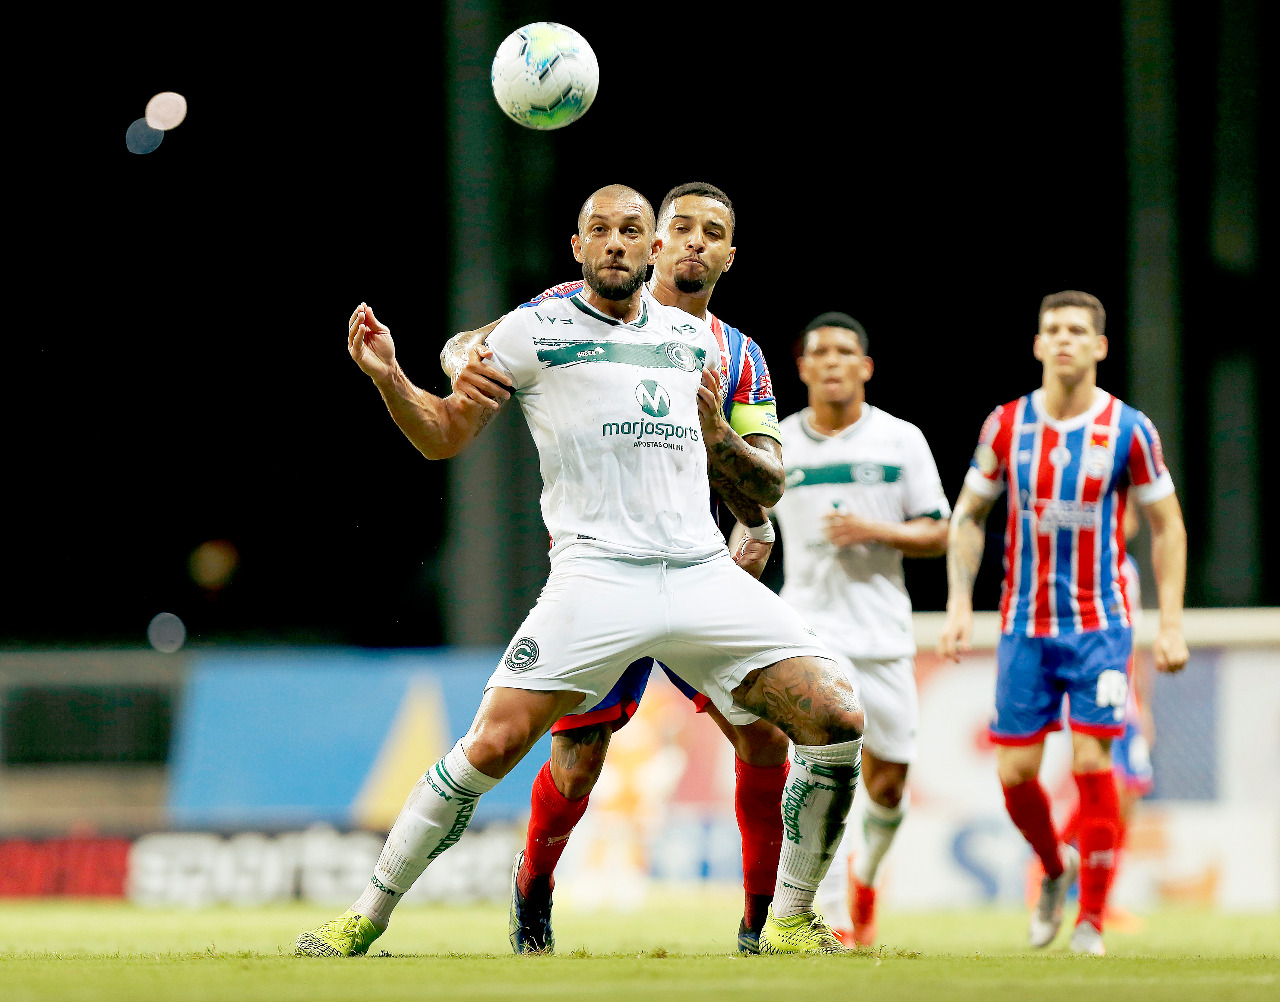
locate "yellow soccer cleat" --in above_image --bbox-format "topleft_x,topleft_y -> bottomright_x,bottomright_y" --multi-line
294,910 -> 382,957
758,905 -> 849,955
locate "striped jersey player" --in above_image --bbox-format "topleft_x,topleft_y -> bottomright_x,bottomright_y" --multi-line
940,290 -> 1188,958
965,384 -> 1172,637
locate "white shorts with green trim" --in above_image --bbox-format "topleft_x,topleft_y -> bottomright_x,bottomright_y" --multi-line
822,648 -> 918,763
487,545 -> 833,725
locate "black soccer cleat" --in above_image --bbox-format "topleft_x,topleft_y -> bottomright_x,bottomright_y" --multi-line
509,850 -> 555,954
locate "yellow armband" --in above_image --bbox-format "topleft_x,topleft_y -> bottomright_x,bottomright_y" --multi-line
728,401 -> 781,443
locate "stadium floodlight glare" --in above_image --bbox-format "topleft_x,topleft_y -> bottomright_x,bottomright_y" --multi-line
125,118 -> 163,155
145,92 -> 188,131
147,612 -> 186,652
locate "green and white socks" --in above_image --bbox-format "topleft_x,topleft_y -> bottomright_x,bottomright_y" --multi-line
772,738 -> 863,918
352,740 -> 500,929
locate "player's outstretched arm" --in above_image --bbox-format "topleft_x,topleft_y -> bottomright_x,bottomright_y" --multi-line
350,304 -> 509,461
440,316 -> 505,383
939,485 -> 996,661
1142,492 -> 1189,673
824,511 -> 950,556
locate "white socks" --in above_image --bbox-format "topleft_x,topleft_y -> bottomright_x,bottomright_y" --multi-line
773,737 -> 862,918
352,741 -> 500,929
853,791 -> 907,887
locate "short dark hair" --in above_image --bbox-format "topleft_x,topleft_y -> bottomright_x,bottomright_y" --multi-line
657,182 -> 736,238
801,311 -> 869,355
577,184 -> 656,235
1038,290 -> 1106,336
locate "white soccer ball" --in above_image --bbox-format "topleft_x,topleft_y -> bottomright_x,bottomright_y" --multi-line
490,22 -> 599,131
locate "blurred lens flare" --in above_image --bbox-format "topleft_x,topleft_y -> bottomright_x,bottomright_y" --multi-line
189,539 -> 239,591
125,118 -> 164,155
145,92 -> 188,130
147,612 -> 186,653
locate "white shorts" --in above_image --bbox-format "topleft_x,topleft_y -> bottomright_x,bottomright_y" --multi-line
488,546 -> 832,725
824,650 -> 918,763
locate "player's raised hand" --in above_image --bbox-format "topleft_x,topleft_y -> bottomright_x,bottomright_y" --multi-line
938,605 -> 973,663
452,345 -> 513,412
349,303 -> 396,381
1152,623 -> 1189,674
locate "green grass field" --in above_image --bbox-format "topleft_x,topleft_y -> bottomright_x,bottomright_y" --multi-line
1,890 -> 1276,1002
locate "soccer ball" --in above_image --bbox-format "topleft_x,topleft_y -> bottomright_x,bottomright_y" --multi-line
490,22 -> 599,131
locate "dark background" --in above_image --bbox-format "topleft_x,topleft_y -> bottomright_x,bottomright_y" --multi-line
6,2 -> 1270,649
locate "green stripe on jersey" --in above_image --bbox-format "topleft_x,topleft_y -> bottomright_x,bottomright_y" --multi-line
535,338 -> 707,372
785,462 -> 902,488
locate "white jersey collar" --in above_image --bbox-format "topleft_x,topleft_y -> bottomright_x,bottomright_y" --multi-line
800,404 -> 874,443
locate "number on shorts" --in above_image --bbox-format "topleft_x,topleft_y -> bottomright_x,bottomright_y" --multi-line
1095,669 -> 1128,720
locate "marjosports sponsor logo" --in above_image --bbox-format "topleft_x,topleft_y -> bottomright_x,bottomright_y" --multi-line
504,637 -> 540,672
601,379 -> 700,451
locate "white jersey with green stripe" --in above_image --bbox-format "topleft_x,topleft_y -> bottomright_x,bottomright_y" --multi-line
773,406 -> 951,658
486,291 -> 727,564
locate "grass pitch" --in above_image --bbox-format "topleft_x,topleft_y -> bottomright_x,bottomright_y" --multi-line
0,889 -> 1275,1002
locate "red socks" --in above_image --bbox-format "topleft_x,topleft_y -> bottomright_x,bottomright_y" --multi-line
1003,779 -> 1064,879
735,757 -> 788,930
1074,770 -> 1121,929
517,761 -> 590,898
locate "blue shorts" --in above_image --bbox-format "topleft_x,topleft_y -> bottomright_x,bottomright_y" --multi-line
548,658 -> 709,734
991,624 -> 1132,745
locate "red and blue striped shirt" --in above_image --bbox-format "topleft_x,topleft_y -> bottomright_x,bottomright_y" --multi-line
964,388 -> 1173,638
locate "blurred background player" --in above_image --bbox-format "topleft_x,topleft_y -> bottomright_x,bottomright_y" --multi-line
939,290 -> 1188,956
771,313 -> 950,946
441,183 -> 797,954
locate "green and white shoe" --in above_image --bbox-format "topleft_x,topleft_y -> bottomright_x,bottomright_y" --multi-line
294,910 -> 382,957
758,906 -> 848,955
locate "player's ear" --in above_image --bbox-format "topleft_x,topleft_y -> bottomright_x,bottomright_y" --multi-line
722,246 -> 736,272
1095,334 -> 1109,361
1032,333 -> 1046,362
649,237 -> 662,264
571,233 -> 584,263
862,355 -> 874,381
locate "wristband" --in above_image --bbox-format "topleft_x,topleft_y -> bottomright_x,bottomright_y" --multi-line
746,519 -> 775,543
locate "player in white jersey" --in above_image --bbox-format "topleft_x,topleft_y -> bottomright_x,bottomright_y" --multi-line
443,182 -> 795,954
296,185 -> 865,958
771,313 -> 950,947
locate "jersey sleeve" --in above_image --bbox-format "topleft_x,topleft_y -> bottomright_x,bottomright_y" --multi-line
516,279 -> 584,309
1125,411 -> 1175,505
728,401 -> 781,443
962,405 -> 1011,500
731,334 -> 775,405
484,310 -> 540,390
902,425 -> 952,520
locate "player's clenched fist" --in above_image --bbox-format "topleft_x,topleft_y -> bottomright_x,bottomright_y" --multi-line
452,345 -> 513,412
349,303 -> 397,382
1152,624 -> 1189,674
937,605 -> 973,663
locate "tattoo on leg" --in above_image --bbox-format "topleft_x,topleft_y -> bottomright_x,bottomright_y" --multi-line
551,724 -> 608,774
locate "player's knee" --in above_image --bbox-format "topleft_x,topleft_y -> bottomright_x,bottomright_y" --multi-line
824,703 -> 864,745
866,770 -> 906,808
464,720 -> 536,778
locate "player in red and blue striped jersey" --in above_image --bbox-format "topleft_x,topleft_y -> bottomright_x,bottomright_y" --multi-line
940,290 -> 1188,957
440,183 -> 794,954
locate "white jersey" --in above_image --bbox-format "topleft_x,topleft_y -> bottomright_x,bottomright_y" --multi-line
773,406 -> 951,658
486,291 -> 726,564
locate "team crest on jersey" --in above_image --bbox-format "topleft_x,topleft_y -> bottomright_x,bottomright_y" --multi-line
1084,444 -> 1113,479
1048,445 -> 1072,468
663,341 -> 698,371
854,463 -> 884,485
504,637 -> 540,672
